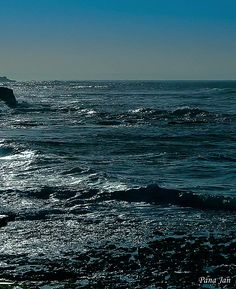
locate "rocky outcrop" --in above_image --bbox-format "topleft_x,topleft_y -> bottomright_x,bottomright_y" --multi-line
0,76 -> 15,82
0,87 -> 17,107
0,215 -> 9,227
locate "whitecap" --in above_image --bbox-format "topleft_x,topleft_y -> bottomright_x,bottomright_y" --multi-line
0,150 -> 36,161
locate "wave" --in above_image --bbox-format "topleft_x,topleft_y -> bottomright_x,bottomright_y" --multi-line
171,107 -> 211,117
1,184 -> 235,225
0,149 -> 35,161
0,146 -> 14,158
14,102 -> 97,115
129,107 -> 213,117
108,184 -> 236,211
0,141 -> 26,158
218,88 -> 236,94
189,87 -> 236,95
102,106 -> 233,127
71,85 -> 109,89
18,184 -> 236,211
7,96 -> 234,128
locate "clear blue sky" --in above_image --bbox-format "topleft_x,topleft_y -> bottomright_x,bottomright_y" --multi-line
0,0 -> 236,80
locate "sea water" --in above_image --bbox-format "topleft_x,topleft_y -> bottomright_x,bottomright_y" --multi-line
0,81 -> 235,288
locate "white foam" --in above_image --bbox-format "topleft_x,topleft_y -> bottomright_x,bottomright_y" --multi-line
80,109 -> 96,115
0,150 -> 35,161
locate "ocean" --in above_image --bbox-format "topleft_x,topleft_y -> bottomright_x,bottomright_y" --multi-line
0,80 -> 235,288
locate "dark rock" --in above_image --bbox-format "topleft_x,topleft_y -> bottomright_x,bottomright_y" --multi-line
0,215 -> 10,227
0,87 -> 17,107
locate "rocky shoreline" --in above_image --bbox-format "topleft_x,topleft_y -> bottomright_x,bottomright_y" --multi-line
0,227 -> 235,289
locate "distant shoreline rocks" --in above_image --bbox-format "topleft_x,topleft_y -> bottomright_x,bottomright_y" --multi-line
0,87 -> 17,107
0,76 -> 15,82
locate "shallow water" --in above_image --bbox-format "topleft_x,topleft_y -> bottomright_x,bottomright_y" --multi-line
0,81 -> 236,288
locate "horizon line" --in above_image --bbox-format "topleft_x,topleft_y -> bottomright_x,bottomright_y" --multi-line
7,78 -> 236,82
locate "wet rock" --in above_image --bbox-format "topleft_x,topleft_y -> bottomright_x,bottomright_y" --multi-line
0,215 -> 9,227
0,87 -> 17,107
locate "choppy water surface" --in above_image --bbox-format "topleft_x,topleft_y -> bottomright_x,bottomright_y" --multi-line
0,81 -> 236,288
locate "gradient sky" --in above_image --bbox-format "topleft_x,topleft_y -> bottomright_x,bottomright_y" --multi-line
0,0 -> 236,80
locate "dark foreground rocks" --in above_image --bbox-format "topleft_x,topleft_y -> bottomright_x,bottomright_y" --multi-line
0,87 -> 17,107
1,230 -> 235,289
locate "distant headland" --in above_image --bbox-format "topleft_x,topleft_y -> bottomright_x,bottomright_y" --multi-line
0,76 -> 15,82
